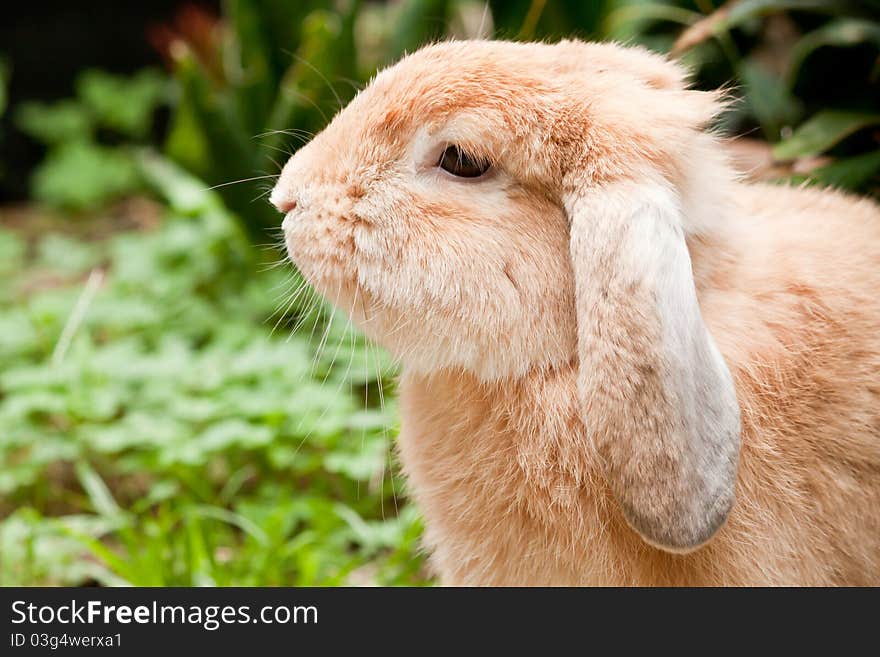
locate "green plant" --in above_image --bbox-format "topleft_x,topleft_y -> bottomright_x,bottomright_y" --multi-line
14,69 -> 167,210
608,1 -> 880,194
160,1 -> 360,239
0,153 -> 426,585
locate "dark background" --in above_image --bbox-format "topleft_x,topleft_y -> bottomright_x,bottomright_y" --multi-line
0,2 -> 219,201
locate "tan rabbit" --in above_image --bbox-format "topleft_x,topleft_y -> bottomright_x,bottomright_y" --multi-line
270,40 -> 880,585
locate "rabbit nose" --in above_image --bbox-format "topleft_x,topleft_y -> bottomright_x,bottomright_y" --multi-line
269,188 -> 298,214
275,197 -> 297,214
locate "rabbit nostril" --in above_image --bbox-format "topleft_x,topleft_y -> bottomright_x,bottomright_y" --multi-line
277,198 -> 297,213
270,188 -> 298,214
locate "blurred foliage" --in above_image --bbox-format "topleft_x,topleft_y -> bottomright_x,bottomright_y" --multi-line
601,0 -> 880,193
159,1 -> 356,237
14,69 -> 167,209
0,154 -> 423,585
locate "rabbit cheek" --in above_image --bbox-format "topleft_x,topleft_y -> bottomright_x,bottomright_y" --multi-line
282,189 -> 362,307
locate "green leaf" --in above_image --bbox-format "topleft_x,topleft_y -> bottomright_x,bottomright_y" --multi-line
30,142 -> 141,209
772,111 -> 880,161
739,60 -> 803,141
809,150 -> 880,190
185,515 -> 215,586
263,9 -> 346,159
390,0 -> 451,59
723,0 -> 867,30
788,18 -> 880,86
225,0 -> 278,137
669,0 -> 869,58
15,100 -> 92,145
324,438 -> 387,481
136,149 -> 237,226
334,504 -> 416,556
162,75 -> 212,179
162,49 -> 272,237
74,461 -> 122,518
602,2 -> 701,42
77,69 -> 167,138
36,234 -> 101,274
0,231 -> 26,276
0,510 -> 124,586
61,525 -> 134,585
189,505 -> 269,545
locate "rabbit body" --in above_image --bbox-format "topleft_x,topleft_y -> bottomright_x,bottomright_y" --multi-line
272,40 -> 880,585
398,183 -> 880,586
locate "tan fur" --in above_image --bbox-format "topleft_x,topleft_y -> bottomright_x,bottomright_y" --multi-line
272,40 -> 880,585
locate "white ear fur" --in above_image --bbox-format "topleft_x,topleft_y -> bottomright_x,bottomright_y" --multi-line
566,178 -> 741,552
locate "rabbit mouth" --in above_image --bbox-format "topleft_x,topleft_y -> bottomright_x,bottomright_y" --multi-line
284,234 -> 354,300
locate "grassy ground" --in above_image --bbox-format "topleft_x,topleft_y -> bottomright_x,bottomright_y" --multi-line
0,174 -> 429,586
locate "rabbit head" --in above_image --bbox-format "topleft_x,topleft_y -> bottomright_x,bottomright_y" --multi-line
271,40 -> 742,552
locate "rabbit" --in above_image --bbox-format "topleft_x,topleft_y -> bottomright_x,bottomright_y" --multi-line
270,40 -> 880,586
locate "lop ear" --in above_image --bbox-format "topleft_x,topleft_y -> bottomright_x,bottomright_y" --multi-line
566,179 -> 741,552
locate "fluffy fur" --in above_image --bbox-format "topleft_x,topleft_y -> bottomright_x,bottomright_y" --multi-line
271,40 -> 880,585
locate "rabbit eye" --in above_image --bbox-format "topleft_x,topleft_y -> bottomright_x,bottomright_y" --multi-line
438,145 -> 490,178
